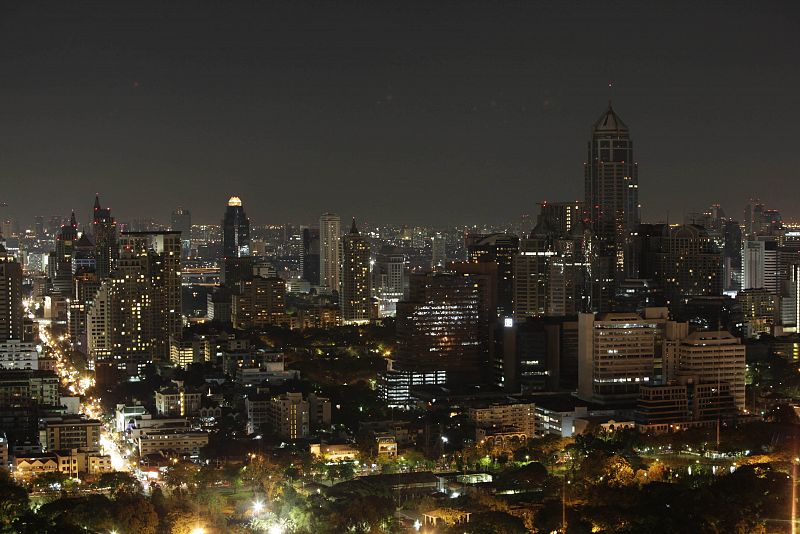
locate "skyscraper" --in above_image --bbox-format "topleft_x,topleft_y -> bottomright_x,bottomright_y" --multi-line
222,196 -> 250,259
88,231 -> 181,382
170,207 -> 192,258
51,211 -> 78,295
339,219 -> 371,324
222,197 -> 251,287
584,103 -> 640,308
319,213 -> 341,292
92,195 -> 117,279
0,244 -> 23,342
394,271 -> 489,385
301,227 -> 321,285
465,233 -> 519,318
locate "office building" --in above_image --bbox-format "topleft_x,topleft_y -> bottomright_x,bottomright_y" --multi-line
262,392 -> 331,440
431,233 -> 446,269
222,196 -> 250,259
578,312 -> 658,404
373,248 -> 406,318
676,331 -> 746,411
319,213 -> 341,292
394,271 -> 488,385
339,219 -> 371,324
465,233 -> 519,317
50,211 -> 78,295
584,104 -> 640,308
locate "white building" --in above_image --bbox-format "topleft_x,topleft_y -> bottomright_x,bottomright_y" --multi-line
0,340 -> 39,370
677,331 -> 746,412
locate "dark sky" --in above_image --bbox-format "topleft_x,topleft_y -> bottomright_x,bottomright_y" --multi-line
1,1 -> 798,226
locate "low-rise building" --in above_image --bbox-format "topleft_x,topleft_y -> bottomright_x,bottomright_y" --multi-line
469,401 -> 536,439
137,429 -> 209,457
155,385 -> 203,417
309,442 -> 359,462
39,416 -> 101,452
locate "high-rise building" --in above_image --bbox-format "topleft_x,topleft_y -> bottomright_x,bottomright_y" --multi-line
372,247 -> 406,318
737,288 -> 777,338
69,269 -> 100,354
222,196 -> 250,259
394,271 -> 488,385
431,233 -> 446,269
232,276 -> 286,329
170,208 -> 192,258
584,103 -> 640,309
578,312 -> 658,404
638,224 -> 723,310
92,195 -> 118,279
537,201 -> 585,236
512,237 -> 553,320
319,213 -> 341,292
50,211 -> 78,295
88,231 -> 181,382
465,233 -> 519,317
0,244 -> 23,342
301,227 -> 321,285
677,331 -> 746,412
339,219 -> 371,324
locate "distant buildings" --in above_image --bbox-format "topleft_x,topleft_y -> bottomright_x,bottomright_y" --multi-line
246,391 -> 331,439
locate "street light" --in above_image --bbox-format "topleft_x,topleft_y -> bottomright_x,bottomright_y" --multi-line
252,500 -> 264,515
190,528 -> 205,534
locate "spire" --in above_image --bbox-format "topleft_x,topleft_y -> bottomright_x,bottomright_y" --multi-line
94,194 -> 101,211
350,217 -> 359,235
592,101 -> 628,133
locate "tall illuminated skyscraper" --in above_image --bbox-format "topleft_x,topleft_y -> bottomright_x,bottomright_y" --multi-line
222,196 -> 250,258
584,103 -> 640,309
319,213 -> 341,292
50,211 -> 78,295
92,195 -> 117,278
0,243 -> 23,342
339,219 -> 371,324
222,196 -> 251,286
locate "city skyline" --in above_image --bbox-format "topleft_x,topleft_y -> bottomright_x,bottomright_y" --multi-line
1,1 -> 799,225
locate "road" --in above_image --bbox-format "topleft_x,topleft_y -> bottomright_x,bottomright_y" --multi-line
38,322 -> 134,473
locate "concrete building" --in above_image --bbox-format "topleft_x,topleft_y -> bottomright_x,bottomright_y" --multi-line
155,385 -> 202,417
232,276 -> 286,329
578,312 -> 658,404
137,429 -> 209,457
0,369 -> 59,407
677,331 -> 746,412
39,416 -> 102,452
265,392 -> 331,440
0,340 -> 39,370
469,401 -> 536,439
0,244 -> 23,342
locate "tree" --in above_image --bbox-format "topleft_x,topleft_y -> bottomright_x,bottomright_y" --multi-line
0,469 -> 29,528
462,511 -> 527,534
242,456 -> 286,500
96,471 -> 142,496
112,495 -> 159,534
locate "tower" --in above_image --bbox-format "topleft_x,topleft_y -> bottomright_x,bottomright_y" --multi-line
222,197 -> 251,286
584,103 -> 640,309
222,196 -> 250,259
0,244 -> 23,342
339,218 -> 371,324
93,195 -> 118,278
319,213 -> 341,292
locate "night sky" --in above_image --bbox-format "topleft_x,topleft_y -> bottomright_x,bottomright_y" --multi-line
1,1 -> 798,226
